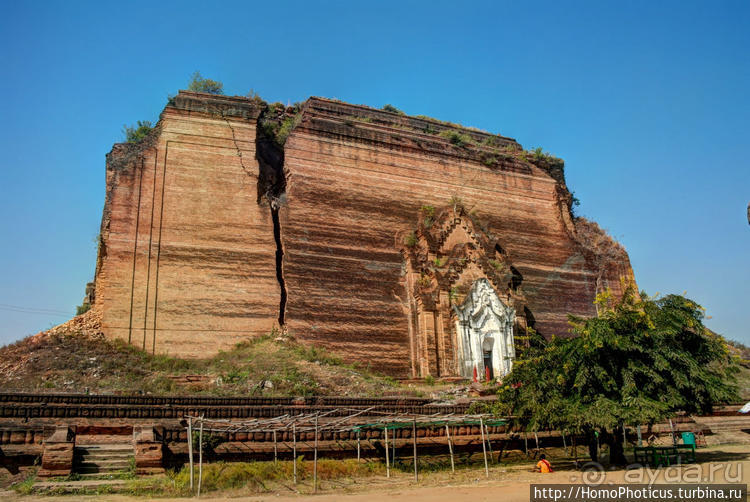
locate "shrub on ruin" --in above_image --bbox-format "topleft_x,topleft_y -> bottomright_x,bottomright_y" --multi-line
382,103 -> 405,115
420,204 -> 435,227
187,71 -> 224,95
75,302 -> 91,316
403,231 -> 417,248
480,153 -> 498,167
122,120 -> 153,144
275,113 -> 302,146
439,129 -> 473,147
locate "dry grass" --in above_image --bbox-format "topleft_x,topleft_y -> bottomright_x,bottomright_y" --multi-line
0,314 -> 399,397
124,459 -> 386,496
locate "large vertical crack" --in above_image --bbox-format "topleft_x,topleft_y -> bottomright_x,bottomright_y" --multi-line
271,207 -> 287,325
255,105 -> 291,327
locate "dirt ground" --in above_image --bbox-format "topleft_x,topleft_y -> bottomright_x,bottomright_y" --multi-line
7,443 -> 749,502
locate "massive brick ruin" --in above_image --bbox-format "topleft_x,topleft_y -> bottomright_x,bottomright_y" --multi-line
94,91 -> 634,378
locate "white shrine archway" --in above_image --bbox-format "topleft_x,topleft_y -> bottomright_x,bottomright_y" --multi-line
453,279 -> 515,380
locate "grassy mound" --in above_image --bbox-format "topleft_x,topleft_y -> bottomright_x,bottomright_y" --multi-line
0,311 -> 399,396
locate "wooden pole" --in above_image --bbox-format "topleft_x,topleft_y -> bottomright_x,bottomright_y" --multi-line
313,414 -> 319,493
356,430 -> 361,462
384,425 -> 390,478
445,424 -> 455,474
485,423 -> 494,463
292,424 -> 297,485
524,432 -> 528,456
480,418 -> 489,478
187,417 -> 194,491
197,417 -> 204,497
534,431 -> 539,451
273,430 -> 278,465
412,418 -> 418,482
562,431 -> 568,456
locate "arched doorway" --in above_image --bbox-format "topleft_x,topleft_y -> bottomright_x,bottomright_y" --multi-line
454,279 -> 515,380
482,335 -> 495,380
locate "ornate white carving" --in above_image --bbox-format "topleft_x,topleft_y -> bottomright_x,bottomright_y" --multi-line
453,279 -> 515,379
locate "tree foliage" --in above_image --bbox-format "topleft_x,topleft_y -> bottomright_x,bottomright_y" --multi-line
487,286 -> 738,435
122,120 -> 153,143
187,71 -> 224,95
382,103 -> 404,115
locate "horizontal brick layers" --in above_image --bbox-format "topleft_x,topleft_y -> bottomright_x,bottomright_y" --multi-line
94,93 -> 633,372
96,108 -> 279,357
280,127 -> 629,376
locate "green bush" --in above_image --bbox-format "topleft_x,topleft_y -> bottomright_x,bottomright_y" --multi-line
480,153 -> 497,167
439,129 -> 473,147
188,71 -> 224,95
382,104 -> 405,115
275,114 -> 302,146
488,259 -> 504,271
122,120 -> 153,143
421,205 -> 435,227
403,231 -> 417,248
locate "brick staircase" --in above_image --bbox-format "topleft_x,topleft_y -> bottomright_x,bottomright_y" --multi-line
74,443 -> 134,476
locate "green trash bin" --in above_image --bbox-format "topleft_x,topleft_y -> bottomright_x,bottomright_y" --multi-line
681,432 -> 696,446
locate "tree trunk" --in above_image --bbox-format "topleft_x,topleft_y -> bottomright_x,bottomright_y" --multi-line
587,430 -> 598,463
606,426 -> 628,466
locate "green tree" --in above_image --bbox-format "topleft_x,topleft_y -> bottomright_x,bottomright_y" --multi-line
187,71 -> 224,95
122,120 -> 153,143
487,285 -> 738,465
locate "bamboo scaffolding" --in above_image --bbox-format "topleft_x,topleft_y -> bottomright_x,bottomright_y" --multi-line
187,417 -> 194,491
412,417 -> 418,482
313,413 -> 319,493
197,416 -> 204,497
384,425 -> 390,478
292,423 -> 297,485
445,424 -> 455,473
480,417 -> 489,478
183,408 -> 510,486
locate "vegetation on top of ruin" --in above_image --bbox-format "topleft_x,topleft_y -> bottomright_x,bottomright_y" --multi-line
573,217 -> 629,265
338,102 -> 573,202
381,103 -> 405,115
122,120 -> 153,144
258,101 -> 304,148
438,129 -> 474,147
187,71 -> 224,95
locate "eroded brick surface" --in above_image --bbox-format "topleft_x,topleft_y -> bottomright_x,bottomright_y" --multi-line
94,93 -> 634,376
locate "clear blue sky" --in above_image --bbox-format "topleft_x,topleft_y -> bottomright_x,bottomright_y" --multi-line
1,0 -> 747,346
